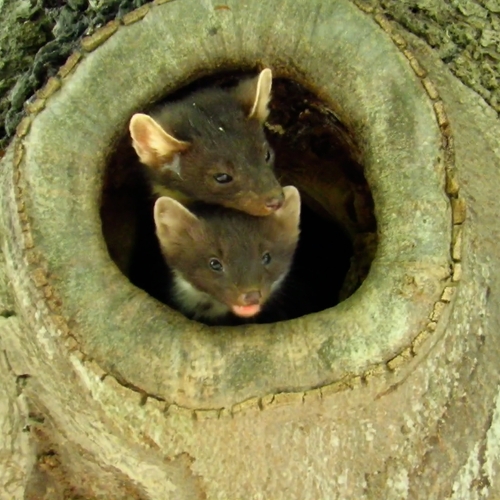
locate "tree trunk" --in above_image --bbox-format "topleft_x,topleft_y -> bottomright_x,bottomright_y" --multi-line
1,0 -> 500,499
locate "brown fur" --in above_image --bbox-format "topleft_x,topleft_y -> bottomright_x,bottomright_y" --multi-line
154,186 -> 301,324
130,69 -> 283,216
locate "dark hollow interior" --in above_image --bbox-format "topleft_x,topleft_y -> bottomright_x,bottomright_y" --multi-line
100,72 -> 378,326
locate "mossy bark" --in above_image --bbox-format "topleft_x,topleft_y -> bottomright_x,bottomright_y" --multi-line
2,0 -> 498,150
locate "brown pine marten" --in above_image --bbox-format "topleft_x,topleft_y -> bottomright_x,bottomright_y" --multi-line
153,186 -> 301,324
129,69 -> 284,216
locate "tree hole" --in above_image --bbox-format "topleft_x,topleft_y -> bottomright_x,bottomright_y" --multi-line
100,72 -> 377,325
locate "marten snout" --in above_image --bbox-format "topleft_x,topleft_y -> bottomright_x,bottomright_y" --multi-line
265,193 -> 285,211
231,290 -> 264,318
240,290 -> 262,306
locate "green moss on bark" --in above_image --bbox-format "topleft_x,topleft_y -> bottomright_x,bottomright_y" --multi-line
0,0 -> 150,149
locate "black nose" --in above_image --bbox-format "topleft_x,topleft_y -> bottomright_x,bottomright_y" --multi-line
265,193 -> 284,211
241,291 -> 261,305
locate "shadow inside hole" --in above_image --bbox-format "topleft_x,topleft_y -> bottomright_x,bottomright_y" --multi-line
100,73 -> 377,325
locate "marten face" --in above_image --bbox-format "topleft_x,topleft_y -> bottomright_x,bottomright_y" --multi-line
153,100 -> 283,216
154,187 -> 301,321
130,69 -> 285,216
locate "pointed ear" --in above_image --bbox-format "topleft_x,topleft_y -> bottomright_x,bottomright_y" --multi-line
271,186 -> 301,237
233,68 -> 272,123
129,113 -> 190,173
154,196 -> 200,250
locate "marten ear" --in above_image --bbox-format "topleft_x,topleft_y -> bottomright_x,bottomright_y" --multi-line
233,68 -> 272,123
154,197 -> 201,250
271,186 -> 301,237
129,114 -> 190,174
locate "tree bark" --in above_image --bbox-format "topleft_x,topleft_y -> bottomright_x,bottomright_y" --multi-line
1,0 -> 500,499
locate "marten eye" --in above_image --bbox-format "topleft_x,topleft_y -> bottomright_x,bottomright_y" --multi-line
262,252 -> 272,265
213,173 -> 233,184
264,149 -> 273,163
209,258 -> 224,272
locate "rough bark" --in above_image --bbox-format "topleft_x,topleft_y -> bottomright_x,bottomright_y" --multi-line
1,0 -> 500,499
2,0 -> 499,150
0,0 -> 151,148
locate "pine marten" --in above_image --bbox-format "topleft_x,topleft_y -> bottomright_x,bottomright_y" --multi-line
129,69 -> 284,216
153,186 -> 301,324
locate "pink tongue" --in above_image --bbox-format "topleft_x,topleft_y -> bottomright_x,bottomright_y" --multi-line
232,304 -> 261,318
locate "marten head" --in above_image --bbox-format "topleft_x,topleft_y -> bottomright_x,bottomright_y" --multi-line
129,69 -> 284,216
154,186 -> 301,321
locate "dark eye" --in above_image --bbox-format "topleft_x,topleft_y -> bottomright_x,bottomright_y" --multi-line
264,149 -> 272,163
209,258 -> 224,272
262,252 -> 271,265
213,173 -> 233,184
